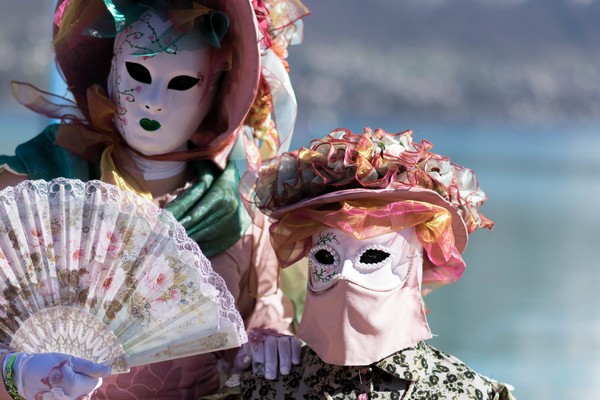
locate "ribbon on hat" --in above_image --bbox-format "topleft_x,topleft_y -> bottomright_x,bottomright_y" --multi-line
79,0 -> 229,51
237,0 -> 309,219
269,199 -> 467,290
169,2 -> 229,48
252,0 -> 272,48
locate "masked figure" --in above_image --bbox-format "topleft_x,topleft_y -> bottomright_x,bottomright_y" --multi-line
0,0 -> 308,398
240,127 -> 516,399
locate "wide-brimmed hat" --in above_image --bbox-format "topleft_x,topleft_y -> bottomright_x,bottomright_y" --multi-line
50,0 -> 308,166
252,127 -> 494,291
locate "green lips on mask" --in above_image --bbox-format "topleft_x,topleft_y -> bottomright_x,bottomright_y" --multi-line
140,118 -> 161,132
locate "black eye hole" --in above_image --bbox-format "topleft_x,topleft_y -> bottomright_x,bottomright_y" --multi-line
359,249 -> 391,264
314,249 -> 336,265
126,62 -> 152,84
168,75 -> 201,91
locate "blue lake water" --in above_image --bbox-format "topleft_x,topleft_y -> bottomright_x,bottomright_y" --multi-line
2,110 -> 599,399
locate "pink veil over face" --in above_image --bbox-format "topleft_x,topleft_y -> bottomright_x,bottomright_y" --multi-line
297,234 -> 433,366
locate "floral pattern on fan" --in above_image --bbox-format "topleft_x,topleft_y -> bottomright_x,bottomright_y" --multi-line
0,178 -> 246,373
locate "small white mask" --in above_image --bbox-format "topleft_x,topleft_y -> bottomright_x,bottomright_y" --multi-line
308,228 -> 424,292
108,10 -> 217,156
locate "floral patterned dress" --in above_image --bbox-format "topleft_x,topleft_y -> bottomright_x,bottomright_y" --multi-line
240,341 -> 516,400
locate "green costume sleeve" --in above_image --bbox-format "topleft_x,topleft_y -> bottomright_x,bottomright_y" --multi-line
0,126 -> 246,258
0,124 -> 99,181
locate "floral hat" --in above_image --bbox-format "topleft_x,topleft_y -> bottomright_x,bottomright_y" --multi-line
252,127 -> 494,292
14,0 -> 308,168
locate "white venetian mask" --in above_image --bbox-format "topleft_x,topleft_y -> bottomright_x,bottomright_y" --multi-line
107,10 -> 218,156
308,227 -> 424,292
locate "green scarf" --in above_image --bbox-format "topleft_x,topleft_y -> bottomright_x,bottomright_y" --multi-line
165,160 -> 251,257
0,125 -> 250,258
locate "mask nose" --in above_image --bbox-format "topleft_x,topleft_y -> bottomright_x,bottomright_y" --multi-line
144,100 -> 163,113
143,85 -> 165,113
340,258 -> 355,277
144,104 -> 163,112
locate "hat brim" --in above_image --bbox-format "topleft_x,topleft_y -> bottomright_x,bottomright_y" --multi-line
195,0 -> 260,151
267,187 -> 468,254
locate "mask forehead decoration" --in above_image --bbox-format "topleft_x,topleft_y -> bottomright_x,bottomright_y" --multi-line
88,0 -> 229,54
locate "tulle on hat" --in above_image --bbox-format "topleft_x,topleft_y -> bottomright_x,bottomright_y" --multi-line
250,127 -> 494,292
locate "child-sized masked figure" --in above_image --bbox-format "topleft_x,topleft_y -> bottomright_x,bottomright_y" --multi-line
240,128 -> 517,399
0,0 -> 308,399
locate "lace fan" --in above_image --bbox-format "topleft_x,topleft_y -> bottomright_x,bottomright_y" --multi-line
0,178 -> 247,373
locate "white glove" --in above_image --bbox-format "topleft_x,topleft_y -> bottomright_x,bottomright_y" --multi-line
233,328 -> 302,380
6,352 -> 111,400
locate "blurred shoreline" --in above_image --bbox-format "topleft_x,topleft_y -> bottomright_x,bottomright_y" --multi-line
3,1 -> 600,125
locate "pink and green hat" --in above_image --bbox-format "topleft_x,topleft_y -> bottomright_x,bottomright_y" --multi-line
252,127 -> 494,292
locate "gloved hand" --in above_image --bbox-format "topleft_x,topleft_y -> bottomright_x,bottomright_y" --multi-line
233,328 -> 302,380
6,352 -> 111,400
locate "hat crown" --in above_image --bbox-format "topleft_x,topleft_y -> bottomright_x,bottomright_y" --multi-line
255,127 -> 493,235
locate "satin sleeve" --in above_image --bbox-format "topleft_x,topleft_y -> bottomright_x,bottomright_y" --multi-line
209,212 -> 294,334
0,124 -> 98,181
